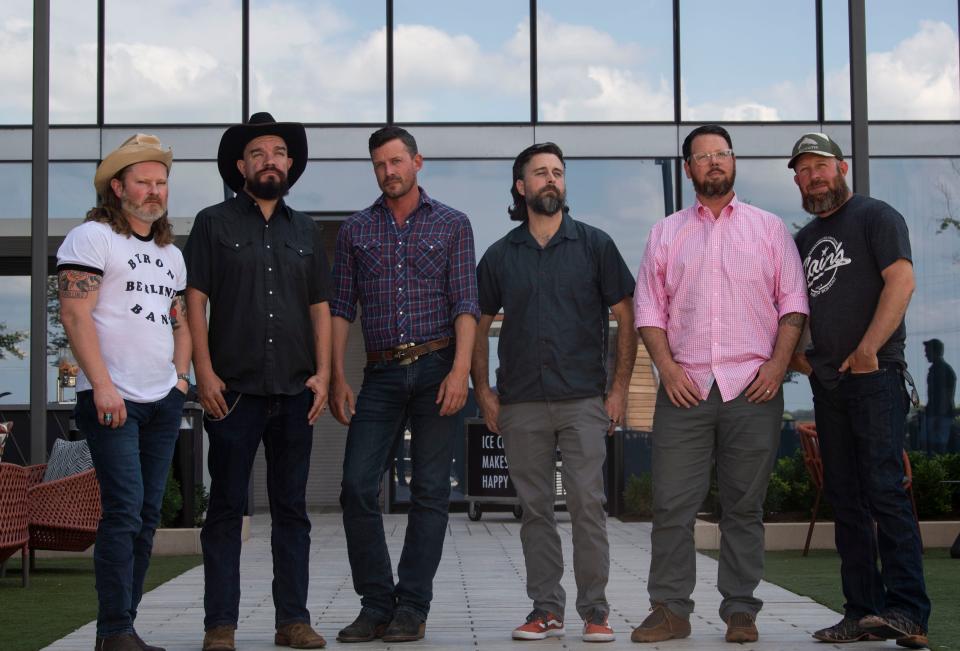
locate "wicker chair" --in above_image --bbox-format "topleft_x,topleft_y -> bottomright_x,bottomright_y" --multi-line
0,462 -> 30,586
26,464 -> 101,568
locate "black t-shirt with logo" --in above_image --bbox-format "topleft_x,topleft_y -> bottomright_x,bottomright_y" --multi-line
794,194 -> 912,389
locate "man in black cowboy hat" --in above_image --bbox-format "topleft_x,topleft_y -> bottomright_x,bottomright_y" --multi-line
184,112 -> 332,651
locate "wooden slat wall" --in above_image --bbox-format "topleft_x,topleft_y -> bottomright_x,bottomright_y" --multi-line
625,341 -> 658,432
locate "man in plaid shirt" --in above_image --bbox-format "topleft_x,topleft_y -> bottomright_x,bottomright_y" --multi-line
330,126 -> 480,644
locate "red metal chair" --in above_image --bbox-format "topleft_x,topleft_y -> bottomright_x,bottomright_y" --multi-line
797,422 -> 919,556
0,462 -> 30,586
25,464 -> 101,568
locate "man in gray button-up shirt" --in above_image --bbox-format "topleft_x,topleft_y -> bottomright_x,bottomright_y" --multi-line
472,142 -> 637,643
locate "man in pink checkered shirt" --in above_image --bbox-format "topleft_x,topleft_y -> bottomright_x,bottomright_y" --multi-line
631,125 -> 809,645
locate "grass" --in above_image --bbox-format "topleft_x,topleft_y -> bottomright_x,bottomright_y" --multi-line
703,548 -> 960,650
0,554 -> 202,651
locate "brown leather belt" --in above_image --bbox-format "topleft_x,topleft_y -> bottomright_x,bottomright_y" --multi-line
367,337 -> 452,366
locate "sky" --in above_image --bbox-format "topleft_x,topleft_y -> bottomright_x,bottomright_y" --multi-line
0,1 -> 958,411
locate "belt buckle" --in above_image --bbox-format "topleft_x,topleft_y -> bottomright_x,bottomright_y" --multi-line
393,341 -> 418,366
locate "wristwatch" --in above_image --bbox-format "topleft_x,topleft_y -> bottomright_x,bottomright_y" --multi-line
177,373 -> 190,383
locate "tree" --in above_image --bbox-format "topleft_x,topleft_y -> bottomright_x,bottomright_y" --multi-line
0,323 -> 28,359
47,274 -> 69,361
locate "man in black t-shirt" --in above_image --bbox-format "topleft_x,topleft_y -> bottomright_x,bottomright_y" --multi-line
790,133 -> 930,649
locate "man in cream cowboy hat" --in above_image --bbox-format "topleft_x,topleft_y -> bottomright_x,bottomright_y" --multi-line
58,133 -> 191,651
184,113 -> 332,651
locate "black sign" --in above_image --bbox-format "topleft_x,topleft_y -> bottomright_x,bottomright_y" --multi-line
465,420 -> 516,498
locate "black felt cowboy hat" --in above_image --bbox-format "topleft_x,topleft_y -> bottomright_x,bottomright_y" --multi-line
217,112 -> 308,193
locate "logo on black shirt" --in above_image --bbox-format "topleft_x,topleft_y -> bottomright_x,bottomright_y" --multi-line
803,236 -> 852,297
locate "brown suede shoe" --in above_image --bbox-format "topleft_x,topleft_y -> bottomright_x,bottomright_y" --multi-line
725,612 -> 759,644
202,625 -> 236,651
630,604 -> 691,643
98,635 -> 141,651
275,622 -> 326,649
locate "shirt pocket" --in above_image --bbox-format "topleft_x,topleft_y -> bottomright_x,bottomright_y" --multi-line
284,238 -> 314,279
216,233 -> 255,274
353,237 -> 383,279
414,238 -> 446,279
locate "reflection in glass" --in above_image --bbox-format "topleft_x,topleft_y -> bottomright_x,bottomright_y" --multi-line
0,0 -> 32,124
51,0 -> 97,124
823,0 -> 851,120
537,0 -> 673,121
0,164 -> 31,239
104,0 -> 242,123
251,0 -> 386,122
680,0 -> 816,121
394,0 -> 529,121
871,158 -> 960,408
49,163 -> 96,223
866,0 -> 960,119
0,276 -> 31,403
167,162 -> 226,219
288,161 -> 378,214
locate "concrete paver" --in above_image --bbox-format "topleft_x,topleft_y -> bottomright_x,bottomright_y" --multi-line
43,512 -> 878,650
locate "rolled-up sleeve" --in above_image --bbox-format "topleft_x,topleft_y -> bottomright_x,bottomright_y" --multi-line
634,224 -> 669,330
775,221 -> 810,318
329,221 -> 359,321
446,217 -> 481,321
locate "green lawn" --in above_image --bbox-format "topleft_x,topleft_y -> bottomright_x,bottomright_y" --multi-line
0,555 -> 202,651
704,548 -> 960,650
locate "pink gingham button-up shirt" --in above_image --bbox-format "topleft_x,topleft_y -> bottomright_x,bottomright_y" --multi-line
634,196 -> 809,402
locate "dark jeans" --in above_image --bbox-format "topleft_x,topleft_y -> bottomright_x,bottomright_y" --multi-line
201,388 -> 314,630
811,366 -> 931,628
76,387 -> 185,637
340,347 -> 456,621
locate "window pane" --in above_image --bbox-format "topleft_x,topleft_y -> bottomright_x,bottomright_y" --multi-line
537,0 -> 673,121
0,277 -> 30,403
866,0 -> 960,119
168,162 -> 226,219
0,163 -> 31,237
871,158 -> 960,416
250,0 -> 385,122
49,163 -> 96,236
104,0 -> 242,123
680,0 -> 816,121
51,0 -> 97,124
394,0 -> 530,122
0,0 -> 32,124
288,161 -> 378,213
823,0 -> 851,120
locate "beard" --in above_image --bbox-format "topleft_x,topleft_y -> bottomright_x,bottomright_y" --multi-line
801,174 -> 850,215
692,167 -> 736,198
526,186 -> 566,216
246,169 -> 290,200
121,196 -> 165,224
379,174 -> 416,199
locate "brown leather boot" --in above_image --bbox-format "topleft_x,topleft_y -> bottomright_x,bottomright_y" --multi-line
275,622 -> 326,649
202,625 -> 236,651
725,612 -> 759,643
630,604 -> 691,643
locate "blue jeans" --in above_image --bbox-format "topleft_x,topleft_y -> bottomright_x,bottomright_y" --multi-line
76,386 -> 185,637
201,388 -> 314,630
810,366 -> 930,628
340,347 -> 457,621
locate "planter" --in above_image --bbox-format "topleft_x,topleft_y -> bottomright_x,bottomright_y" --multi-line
694,518 -> 960,551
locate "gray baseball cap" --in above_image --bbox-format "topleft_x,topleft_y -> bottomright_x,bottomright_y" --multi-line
787,132 -> 844,169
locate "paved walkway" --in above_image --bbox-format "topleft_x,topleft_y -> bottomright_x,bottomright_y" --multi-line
45,513 -> 861,650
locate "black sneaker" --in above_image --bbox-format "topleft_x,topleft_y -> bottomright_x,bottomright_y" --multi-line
336,610 -> 390,643
812,617 -> 883,643
382,610 -> 426,643
859,613 -> 929,649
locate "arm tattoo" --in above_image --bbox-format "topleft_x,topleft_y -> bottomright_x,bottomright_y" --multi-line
780,312 -> 807,329
170,295 -> 187,330
58,270 -> 103,299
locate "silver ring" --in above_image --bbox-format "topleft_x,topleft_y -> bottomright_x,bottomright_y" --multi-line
764,389 -> 771,394
104,413 -> 113,423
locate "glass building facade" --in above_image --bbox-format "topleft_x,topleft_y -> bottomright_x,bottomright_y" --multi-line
2,0 -> 958,504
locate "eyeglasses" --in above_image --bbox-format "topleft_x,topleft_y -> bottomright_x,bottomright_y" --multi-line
689,149 -> 734,166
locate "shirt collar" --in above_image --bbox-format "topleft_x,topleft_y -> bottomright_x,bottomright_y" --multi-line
694,193 -> 740,221
508,210 -> 579,248
237,189 -> 292,220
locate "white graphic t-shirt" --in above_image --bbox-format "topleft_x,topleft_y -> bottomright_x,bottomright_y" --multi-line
57,221 -> 187,402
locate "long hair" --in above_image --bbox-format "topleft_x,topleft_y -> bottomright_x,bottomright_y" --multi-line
508,142 -> 567,222
85,169 -> 175,246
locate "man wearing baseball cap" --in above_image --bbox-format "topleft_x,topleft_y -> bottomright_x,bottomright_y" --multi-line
790,132 -> 931,647
184,113 -> 332,650
58,134 -> 191,651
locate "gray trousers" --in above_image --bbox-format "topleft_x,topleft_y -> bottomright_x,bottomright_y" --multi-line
500,397 -> 610,621
648,383 -> 781,621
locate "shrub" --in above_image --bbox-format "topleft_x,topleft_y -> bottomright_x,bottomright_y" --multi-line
624,472 -> 653,517
908,452 -> 952,518
193,482 -> 210,527
160,468 -> 183,528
